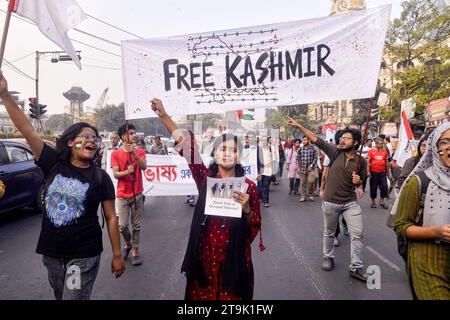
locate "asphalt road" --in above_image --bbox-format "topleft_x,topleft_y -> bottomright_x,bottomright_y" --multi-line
0,178 -> 412,300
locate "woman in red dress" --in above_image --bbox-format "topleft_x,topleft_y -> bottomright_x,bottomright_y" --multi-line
151,99 -> 264,300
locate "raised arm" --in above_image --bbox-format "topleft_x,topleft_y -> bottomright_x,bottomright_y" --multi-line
150,98 -> 183,143
287,117 -> 318,144
0,73 -> 43,159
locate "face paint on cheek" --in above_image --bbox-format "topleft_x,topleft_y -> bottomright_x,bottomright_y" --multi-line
75,143 -> 82,150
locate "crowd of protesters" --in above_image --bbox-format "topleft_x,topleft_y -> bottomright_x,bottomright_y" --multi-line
1,70 -> 448,301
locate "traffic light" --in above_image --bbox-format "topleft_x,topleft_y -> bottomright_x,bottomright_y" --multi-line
28,97 -> 39,120
28,98 -> 47,120
39,104 -> 47,116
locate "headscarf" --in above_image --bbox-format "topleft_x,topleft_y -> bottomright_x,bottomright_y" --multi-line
390,122 -> 450,237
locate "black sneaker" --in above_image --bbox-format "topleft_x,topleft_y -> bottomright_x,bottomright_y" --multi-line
349,268 -> 369,282
264,203 -> 270,208
322,258 -> 334,271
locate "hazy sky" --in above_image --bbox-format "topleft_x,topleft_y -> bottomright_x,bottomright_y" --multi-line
0,0 -> 403,116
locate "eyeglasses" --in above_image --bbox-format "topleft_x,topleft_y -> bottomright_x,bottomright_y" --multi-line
339,136 -> 353,141
76,135 -> 101,145
437,138 -> 450,149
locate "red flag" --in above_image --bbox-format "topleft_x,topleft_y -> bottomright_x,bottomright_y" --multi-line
236,110 -> 243,120
8,0 -> 19,13
401,111 -> 414,140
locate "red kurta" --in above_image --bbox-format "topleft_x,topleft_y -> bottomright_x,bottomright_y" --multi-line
186,162 -> 262,300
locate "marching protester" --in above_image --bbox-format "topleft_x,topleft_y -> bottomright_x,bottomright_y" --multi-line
367,137 -> 390,209
275,138 -> 286,185
101,132 -> 120,170
288,118 -> 369,282
321,140 -> 349,247
296,137 -> 318,202
135,136 -> 147,153
149,136 -> 168,155
287,139 -> 301,195
259,137 -> 275,207
393,122 -> 450,300
111,123 -> 147,266
0,73 -> 125,299
268,137 -> 279,186
396,136 -> 428,189
361,139 -> 373,159
150,98 -> 264,300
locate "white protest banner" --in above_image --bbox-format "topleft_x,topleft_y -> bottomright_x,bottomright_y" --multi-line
205,177 -> 247,218
122,5 -> 391,120
106,152 -> 198,196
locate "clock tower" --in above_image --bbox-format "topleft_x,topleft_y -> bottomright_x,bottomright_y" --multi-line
330,0 -> 366,16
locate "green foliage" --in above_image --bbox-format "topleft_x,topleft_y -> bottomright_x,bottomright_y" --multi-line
386,0 -> 450,118
265,105 -> 316,138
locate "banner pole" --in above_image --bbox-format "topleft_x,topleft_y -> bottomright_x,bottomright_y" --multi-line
0,6 -> 13,69
126,120 -> 137,210
355,97 -> 374,179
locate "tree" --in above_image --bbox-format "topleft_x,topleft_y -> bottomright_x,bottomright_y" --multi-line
265,105 -> 316,138
94,103 -> 126,132
385,0 -> 450,118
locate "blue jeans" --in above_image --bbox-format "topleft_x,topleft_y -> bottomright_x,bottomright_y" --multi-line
42,255 -> 101,300
322,201 -> 364,272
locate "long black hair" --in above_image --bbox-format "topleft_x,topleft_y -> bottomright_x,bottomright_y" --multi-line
208,133 -> 245,177
55,122 -> 100,163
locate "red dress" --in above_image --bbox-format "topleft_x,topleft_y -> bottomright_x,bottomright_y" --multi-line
185,162 -> 262,300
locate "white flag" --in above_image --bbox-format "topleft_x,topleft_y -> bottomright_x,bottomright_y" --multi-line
10,0 -> 86,69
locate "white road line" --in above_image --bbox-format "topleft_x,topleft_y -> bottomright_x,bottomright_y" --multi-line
366,246 -> 402,272
271,211 -> 331,300
0,274 -> 8,281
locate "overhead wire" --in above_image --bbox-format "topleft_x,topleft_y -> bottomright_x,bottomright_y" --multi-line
85,13 -> 144,39
3,59 -> 36,81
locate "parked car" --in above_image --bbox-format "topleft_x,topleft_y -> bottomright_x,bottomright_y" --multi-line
0,139 -> 45,214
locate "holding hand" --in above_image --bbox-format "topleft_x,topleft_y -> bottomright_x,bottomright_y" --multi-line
233,191 -> 251,215
352,172 -> 361,185
127,165 -> 135,174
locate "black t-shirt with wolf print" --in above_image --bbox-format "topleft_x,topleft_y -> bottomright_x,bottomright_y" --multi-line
35,143 -> 115,259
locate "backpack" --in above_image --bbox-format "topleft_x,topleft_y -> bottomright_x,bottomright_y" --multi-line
397,171 -> 430,263
37,163 -> 106,228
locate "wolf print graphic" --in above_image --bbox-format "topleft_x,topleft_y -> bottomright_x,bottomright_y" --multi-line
45,174 -> 90,228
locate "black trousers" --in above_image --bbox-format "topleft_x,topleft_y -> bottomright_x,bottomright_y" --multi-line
370,172 -> 388,200
261,175 -> 272,204
289,178 -> 300,193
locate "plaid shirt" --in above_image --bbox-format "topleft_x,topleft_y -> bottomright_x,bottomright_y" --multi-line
296,145 -> 318,173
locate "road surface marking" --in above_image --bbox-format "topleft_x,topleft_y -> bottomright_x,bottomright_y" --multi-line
271,210 -> 331,300
366,246 -> 402,272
